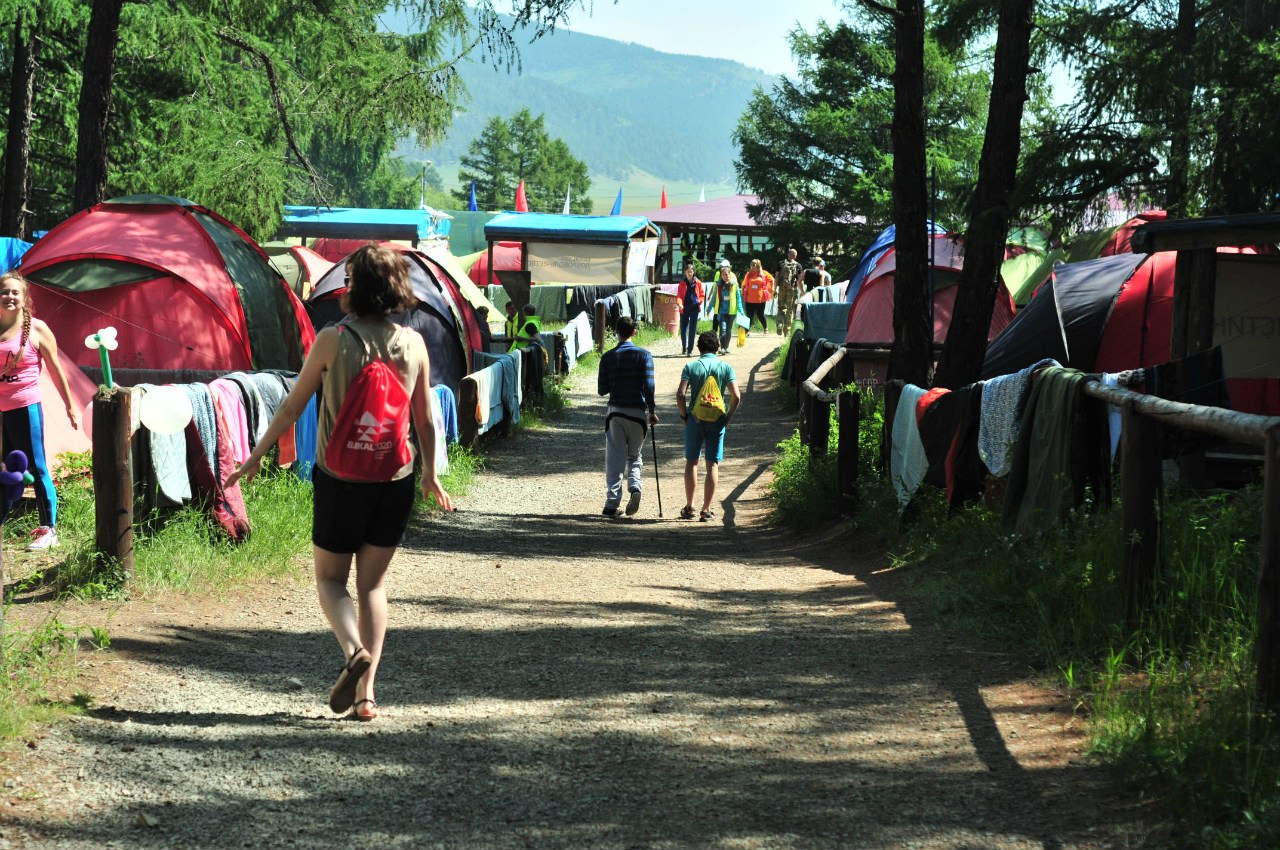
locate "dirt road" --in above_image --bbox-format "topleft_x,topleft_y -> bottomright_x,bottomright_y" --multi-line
0,329 -> 1153,849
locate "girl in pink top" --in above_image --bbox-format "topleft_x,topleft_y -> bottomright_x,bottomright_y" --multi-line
0,272 -> 78,550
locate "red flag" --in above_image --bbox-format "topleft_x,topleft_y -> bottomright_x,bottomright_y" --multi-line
515,180 -> 529,212
660,186 -> 669,209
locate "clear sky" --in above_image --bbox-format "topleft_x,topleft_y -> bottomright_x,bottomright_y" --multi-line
556,0 -> 842,77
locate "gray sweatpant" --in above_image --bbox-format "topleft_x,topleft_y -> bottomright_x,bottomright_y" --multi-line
604,406 -> 647,508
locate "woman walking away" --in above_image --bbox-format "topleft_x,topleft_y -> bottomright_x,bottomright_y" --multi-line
0,272 -> 79,550
226,244 -> 451,721
707,259 -> 742,355
677,263 -> 704,356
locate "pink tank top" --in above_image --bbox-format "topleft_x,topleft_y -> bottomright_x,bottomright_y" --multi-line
0,332 -> 42,412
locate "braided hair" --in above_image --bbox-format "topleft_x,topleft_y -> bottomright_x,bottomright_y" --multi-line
0,272 -> 34,376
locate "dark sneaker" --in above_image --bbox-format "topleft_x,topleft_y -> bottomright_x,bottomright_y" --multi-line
602,506 -> 619,517
625,490 -> 641,516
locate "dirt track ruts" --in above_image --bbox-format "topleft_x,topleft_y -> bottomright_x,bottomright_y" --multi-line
0,329 -> 1157,849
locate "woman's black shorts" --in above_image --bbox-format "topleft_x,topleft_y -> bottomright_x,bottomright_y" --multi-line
312,466 -> 416,554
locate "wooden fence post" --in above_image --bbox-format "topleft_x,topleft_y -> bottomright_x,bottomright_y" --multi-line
837,391 -> 860,514
594,301 -> 607,353
1121,402 -> 1162,628
92,387 -> 134,585
808,395 -> 830,467
458,378 -> 480,449
1256,425 -> 1280,712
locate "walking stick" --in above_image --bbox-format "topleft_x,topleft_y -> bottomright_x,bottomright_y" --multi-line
650,423 -> 664,517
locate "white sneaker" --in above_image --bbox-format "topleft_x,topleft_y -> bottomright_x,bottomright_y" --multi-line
26,526 -> 59,551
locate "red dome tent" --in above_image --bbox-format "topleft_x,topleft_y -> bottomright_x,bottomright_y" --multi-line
467,241 -> 523,287
845,232 -> 1016,345
20,195 -> 313,373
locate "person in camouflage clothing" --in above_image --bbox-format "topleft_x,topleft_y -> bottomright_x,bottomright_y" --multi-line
775,248 -> 804,337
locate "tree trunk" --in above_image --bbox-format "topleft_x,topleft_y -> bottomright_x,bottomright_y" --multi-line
932,0 -> 1035,390
72,0 -> 125,213
1165,0 -> 1196,217
887,0 -> 932,388
1,25 -> 37,238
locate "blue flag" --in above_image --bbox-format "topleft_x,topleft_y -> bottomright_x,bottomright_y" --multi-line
610,188 -> 622,216
468,181 -> 478,212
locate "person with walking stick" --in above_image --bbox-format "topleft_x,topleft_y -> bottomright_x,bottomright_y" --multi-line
597,317 -> 658,517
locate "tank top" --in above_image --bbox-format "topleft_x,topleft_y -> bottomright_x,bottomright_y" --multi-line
0,329 -> 42,412
315,316 -> 423,481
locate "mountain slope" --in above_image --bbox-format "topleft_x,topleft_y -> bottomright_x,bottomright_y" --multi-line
400,24 -> 777,184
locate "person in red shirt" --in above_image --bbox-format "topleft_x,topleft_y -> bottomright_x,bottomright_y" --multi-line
740,258 -> 774,334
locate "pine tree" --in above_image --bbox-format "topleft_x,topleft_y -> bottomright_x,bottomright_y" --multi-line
455,117 -> 516,210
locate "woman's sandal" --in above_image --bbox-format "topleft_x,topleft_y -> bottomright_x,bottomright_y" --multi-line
699,509 -> 715,522
349,699 -> 378,722
679,506 -> 696,520
329,647 -> 372,714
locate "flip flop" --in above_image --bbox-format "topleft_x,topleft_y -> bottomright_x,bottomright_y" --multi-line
329,647 -> 371,713
350,699 -> 378,722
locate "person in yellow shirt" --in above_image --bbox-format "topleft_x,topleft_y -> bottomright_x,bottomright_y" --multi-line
740,258 -> 774,335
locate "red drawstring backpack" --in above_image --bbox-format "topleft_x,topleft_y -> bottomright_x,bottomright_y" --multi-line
323,324 -> 412,482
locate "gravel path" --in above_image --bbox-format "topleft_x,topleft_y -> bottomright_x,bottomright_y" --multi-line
0,330 -> 1156,849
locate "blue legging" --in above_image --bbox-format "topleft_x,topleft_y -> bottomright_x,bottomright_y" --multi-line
680,310 -> 699,352
2,403 -> 56,527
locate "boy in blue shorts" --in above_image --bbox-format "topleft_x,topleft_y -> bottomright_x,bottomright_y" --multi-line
675,331 -> 741,521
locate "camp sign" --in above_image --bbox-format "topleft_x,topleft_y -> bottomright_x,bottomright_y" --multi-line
1214,256 -> 1280,379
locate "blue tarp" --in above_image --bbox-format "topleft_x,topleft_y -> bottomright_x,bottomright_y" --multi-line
278,206 -> 450,242
846,221 -> 947,305
1,238 -> 32,272
484,212 -> 659,244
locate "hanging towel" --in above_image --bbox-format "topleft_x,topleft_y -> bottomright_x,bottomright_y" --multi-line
806,338 -> 833,378
1102,372 -> 1123,461
978,357 -> 1060,477
918,384 -> 985,508
185,390 -> 250,541
467,363 -> 505,435
474,351 -> 521,426
800,302 -> 852,342
179,383 -> 219,482
431,389 -> 449,476
1003,366 -> 1108,535
247,372 -> 291,419
225,372 -> 269,446
292,393 -> 318,482
433,384 -> 460,444
560,311 -> 592,371
891,384 -> 930,510
209,379 -> 252,467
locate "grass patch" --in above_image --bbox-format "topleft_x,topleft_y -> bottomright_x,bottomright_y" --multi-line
0,611 -> 99,741
766,385 -> 882,530
436,444 -> 482,502
35,461 -> 314,598
768,426 -> 837,530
